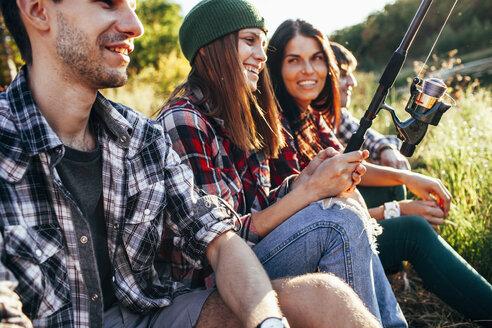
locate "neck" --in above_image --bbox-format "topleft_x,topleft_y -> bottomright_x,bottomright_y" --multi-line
27,60 -> 98,151
294,99 -> 311,113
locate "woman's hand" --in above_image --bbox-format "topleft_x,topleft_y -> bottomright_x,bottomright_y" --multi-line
402,172 -> 452,216
399,199 -> 445,229
296,148 -> 369,201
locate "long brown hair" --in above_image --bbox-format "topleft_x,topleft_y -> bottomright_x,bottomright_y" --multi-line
267,19 -> 341,161
163,31 -> 284,158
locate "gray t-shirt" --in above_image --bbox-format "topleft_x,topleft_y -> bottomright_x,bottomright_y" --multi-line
56,144 -> 116,309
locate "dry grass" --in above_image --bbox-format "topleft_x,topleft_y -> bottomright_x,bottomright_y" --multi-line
388,266 -> 482,328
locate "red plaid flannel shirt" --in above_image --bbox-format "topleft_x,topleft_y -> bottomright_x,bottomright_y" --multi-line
157,96 -> 295,289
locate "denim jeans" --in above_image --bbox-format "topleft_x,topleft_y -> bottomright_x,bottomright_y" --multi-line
252,201 -> 407,328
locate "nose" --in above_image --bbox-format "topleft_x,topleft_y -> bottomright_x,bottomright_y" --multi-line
301,61 -> 315,74
254,44 -> 267,63
347,73 -> 357,88
116,1 -> 144,38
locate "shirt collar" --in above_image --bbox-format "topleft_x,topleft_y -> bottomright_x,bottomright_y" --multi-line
1,66 -> 162,182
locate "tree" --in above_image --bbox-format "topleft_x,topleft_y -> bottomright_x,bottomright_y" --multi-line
131,0 -> 183,73
0,16 -> 17,87
331,0 -> 492,72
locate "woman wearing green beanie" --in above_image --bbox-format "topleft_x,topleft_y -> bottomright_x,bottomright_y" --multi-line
157,0 -> 407,327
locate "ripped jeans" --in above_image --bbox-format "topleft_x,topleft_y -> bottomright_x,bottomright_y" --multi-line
252,200 -> 407,328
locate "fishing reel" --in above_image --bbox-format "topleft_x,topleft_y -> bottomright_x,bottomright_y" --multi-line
381,77 -> 454,157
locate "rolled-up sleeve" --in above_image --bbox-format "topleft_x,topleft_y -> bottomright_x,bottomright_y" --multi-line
161,133 -> 237,267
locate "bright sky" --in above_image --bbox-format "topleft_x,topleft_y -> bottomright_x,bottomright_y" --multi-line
173,0 -> 395,36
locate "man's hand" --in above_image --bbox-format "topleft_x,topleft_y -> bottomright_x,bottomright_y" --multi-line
380,148 -> 411,170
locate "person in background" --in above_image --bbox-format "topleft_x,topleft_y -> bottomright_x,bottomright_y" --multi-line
267,18 -> 492,323
157,0 -> 407,326
331,41 -> 410,170
0,0 -> 381,327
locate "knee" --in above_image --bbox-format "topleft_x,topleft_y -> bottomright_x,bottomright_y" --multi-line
273,274 -> 380,328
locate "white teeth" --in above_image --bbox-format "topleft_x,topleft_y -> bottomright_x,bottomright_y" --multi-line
298,80 -> 316,86
245,66 -> 259,74
109,47 -> 129,55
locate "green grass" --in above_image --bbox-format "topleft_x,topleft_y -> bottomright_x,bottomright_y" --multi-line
351,74 -> 492,282
412,86 -> 492,282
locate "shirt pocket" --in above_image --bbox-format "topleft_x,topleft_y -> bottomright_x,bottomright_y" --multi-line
3,224 -> 70,318
123,180 -> 165,273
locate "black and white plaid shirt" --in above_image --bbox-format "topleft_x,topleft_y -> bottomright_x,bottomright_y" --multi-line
337,108 -> 401,162
0,67 -> 237,327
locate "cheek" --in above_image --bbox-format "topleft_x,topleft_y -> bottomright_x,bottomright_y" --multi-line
237,42 -> 248,62
281,67 -> 297,90
316,64 -> 328,82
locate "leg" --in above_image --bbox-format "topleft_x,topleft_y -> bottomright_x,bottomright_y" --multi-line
196,274 -> 381,328
378,215 -> 492,321
358,185 -> 406,208
252,201 -> 406,327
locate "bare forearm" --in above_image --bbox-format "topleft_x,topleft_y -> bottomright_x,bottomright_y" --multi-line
359,162 -> 410,187
252,182 -> 316,237
207,231 -> 283,328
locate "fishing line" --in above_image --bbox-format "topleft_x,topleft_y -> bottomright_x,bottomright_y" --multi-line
417,0 -> 460,78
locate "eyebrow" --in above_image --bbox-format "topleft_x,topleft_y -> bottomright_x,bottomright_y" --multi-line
284,51 -> 324,58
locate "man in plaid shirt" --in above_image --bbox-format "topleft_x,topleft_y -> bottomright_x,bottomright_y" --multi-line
0,0 -> 383,327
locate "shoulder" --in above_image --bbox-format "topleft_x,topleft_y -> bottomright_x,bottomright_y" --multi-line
157,98 -> 215,134
0,91 -> 16,133
0,91 -> 26,182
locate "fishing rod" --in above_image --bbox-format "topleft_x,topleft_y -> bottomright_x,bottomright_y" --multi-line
344,0 -> 457,157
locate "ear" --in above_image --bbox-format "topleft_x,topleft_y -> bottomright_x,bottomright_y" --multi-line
16,0 -> 50,32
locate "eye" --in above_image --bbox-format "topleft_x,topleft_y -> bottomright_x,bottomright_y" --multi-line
313,54 -> 325,61
97,0 -> 113,8
286,57 -> 299,64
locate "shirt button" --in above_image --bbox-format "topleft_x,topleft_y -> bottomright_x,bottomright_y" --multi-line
117,169 -> 124,176
113,224 -> 119,230
55,147 -> 62,154
80,236 -> 88,244
35,249 -> 43,257
144,209 -> 151,216
204,200 -> 212,208
91,294 -> 99,301
119,136 -> 127,143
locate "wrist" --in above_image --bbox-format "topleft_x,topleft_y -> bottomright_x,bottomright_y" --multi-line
384,201 -> 400,219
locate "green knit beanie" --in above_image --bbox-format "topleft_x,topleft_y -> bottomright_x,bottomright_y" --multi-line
179,0 -> 266,63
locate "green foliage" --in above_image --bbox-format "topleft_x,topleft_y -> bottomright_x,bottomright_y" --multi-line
412,85 -> 492,282
130,0 -> 183,73
331,0 -> 492,72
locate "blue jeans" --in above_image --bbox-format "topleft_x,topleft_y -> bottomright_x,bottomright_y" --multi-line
252,201 -> 407,328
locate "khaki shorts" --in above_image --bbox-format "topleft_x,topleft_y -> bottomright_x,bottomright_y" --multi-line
104,289 -> 214,328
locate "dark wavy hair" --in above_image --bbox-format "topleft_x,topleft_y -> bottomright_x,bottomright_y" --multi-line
267,19 -> 341,128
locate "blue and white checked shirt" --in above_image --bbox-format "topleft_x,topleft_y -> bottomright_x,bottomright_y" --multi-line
337,108 -> 401,162
0,67 -> 237,327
